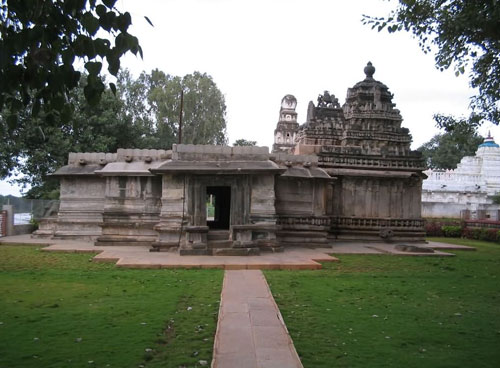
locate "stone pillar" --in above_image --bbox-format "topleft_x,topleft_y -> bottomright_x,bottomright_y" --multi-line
2,205 -> 14,236
152,174 -> 188,251
251,174 -> 276,220
249,174 -> 280,251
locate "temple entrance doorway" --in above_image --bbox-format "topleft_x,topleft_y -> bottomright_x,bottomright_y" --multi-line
206,186 -> 231,230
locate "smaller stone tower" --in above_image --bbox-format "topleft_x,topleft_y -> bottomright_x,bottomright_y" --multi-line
272,94 -> 299,153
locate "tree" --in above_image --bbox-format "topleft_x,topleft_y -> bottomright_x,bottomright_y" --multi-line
146,70 -> 228,148
1,69 -> 228,198
233,139 -> 257,146
116,69 -> 156,147
0,0 -> 146,127
417,114 -> 483,169
1,75 -> 143,198
363,0 -> 500,125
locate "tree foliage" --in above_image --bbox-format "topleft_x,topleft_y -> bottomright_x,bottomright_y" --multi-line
363,0 -> 500,125
1,76 -> 140,198
233,139 -> 257,146
417,114 -> 484,169
0,0 -> 145,127
119,69 -> 228,148
1,69 -> 228,198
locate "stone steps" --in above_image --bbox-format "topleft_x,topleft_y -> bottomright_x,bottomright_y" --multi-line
208,230 -> 230,241
208,240 -> 233,249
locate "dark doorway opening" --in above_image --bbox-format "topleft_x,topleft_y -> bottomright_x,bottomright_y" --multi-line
206,186 -> 231,229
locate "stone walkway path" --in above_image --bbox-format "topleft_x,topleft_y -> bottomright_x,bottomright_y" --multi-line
212,270 -> 303,368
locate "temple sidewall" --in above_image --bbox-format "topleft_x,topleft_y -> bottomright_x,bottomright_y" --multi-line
95,175 -> 162,246
53,176 -> 105,240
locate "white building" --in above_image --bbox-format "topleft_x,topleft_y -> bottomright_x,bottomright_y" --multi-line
422,133 -> 500,219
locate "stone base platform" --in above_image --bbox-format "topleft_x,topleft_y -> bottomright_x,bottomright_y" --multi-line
0,235 -> 468,269
0,235 -> 337,270
331,241 -> 474,255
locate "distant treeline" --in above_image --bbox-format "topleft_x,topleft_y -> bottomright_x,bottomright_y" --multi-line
0,194 -> 23,208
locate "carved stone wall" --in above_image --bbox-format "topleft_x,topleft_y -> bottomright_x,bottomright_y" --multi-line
49,152 -> 116,240
55,177 -> 105,239
272,153 -> 332,246
95,149 -> 166,246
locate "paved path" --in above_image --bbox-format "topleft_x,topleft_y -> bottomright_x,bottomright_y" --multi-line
212,270 -> 303,368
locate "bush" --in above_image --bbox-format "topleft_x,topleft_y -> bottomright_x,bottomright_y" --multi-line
479,228 -> 498,242
441,225 -> 462,238
425,221 -> 443,237
462,227 -> 482,240
462,227 -> 498,242
29,217 -> 39,230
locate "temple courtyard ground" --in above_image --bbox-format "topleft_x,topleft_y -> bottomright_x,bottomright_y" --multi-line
1,237 -> 498,367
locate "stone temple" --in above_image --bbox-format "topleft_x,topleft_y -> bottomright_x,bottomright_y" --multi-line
422,133 -> 500,219
35,63 -> 427,255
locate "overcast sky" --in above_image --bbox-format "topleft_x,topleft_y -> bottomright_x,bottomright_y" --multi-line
1,0 -> 499,196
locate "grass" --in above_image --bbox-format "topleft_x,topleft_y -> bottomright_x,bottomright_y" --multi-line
0,245 -> 223,368
265,238 -> 500,368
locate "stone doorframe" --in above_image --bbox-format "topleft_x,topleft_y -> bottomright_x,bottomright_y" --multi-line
186,174 -> 251,234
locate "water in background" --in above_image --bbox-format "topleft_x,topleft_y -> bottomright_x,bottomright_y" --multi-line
14,213 -> 32,225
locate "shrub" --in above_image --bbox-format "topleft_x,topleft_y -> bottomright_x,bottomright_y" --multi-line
479,228 -> 498,242
29,217 -> 39,231
462,227 -> 481,240
462,227 -> 498,241
441,225 -> 462,238
425,221 -> 443,237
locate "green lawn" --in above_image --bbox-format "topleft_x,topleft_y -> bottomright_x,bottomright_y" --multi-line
265,238 -> 500,368
0,245 -> 223,368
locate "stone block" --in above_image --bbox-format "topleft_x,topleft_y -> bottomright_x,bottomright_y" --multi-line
213,248 -> 260,256
179,248 -> 210,256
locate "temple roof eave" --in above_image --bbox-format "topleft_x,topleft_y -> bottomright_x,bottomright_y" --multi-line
94,162 -> 160,177
279,166 -> 333,180
327,168 -> 424,179
150,160 -> 286,175
51,164 -> 103,177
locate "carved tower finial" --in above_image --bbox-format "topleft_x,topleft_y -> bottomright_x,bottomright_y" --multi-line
364,61 -> 375,79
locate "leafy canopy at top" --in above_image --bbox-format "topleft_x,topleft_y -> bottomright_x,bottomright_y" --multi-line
363,0 -> 500,125
0,0 -> 146,127
233,139 -> 257,146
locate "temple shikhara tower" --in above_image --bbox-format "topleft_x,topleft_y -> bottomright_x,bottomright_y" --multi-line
36,62 -> 427,253
274,62 -> 426,241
